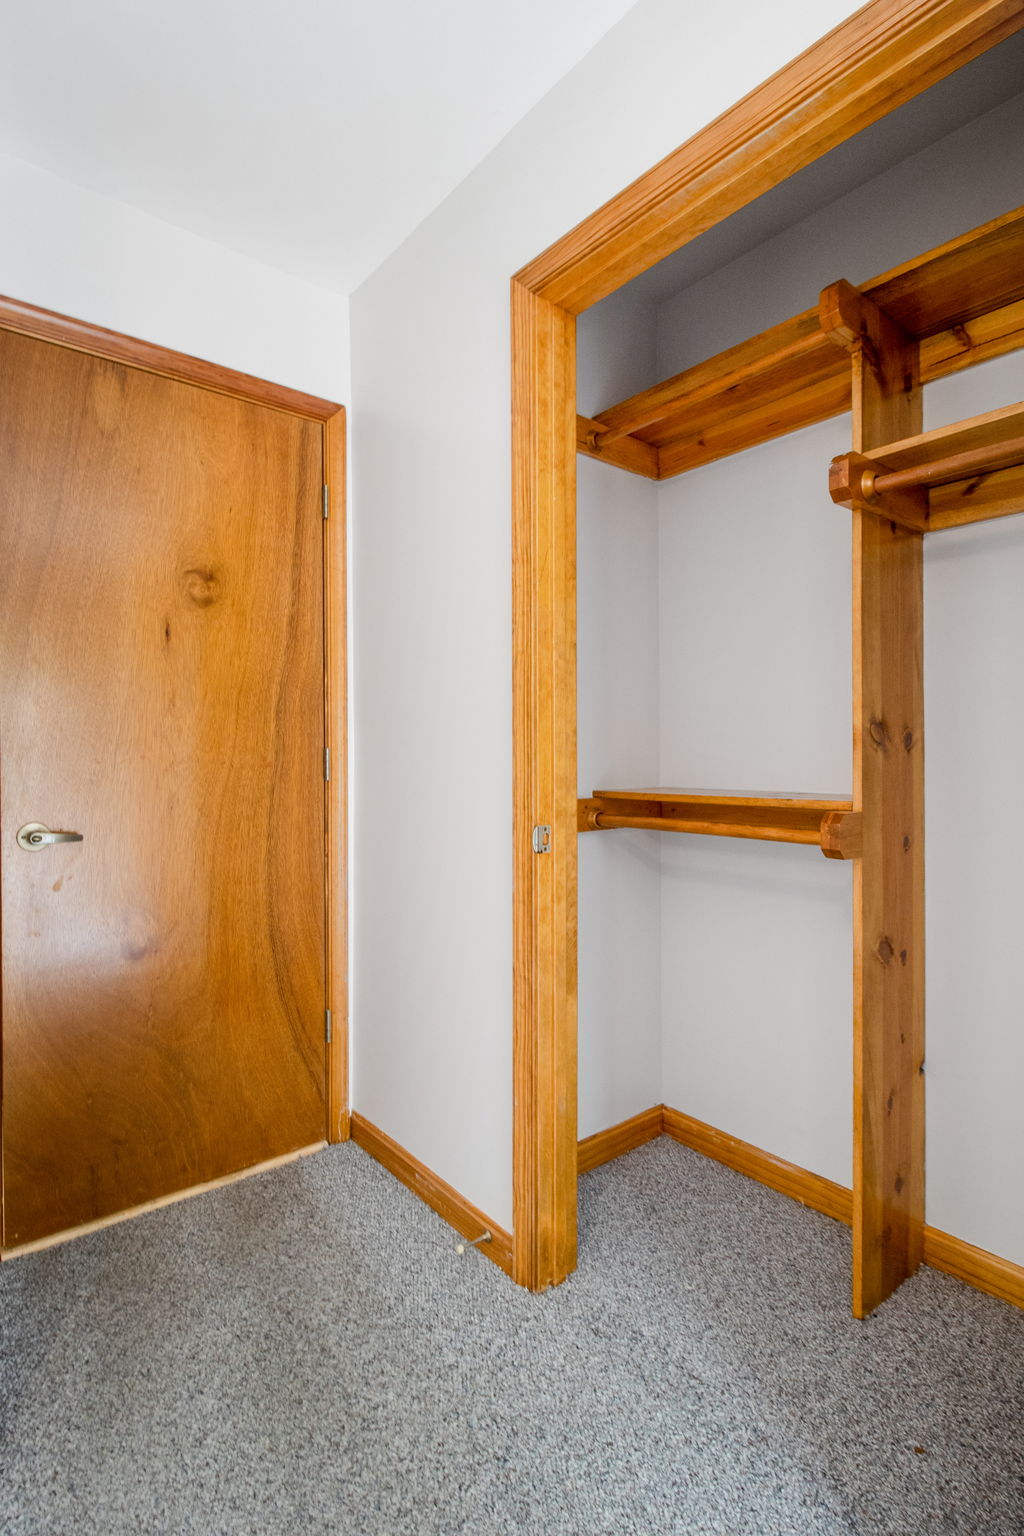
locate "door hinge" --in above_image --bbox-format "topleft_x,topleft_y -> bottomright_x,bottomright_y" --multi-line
325,1008 -> 332,1044
532,824 -> 552,854
322,484 -> 330,520
324,747 -> 331,781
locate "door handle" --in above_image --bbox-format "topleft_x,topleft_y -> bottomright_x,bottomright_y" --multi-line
17,823 -> 84,851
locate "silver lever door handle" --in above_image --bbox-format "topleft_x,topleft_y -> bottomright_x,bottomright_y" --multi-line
17,823 -> 84,850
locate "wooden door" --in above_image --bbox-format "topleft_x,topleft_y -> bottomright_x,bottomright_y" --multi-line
0,329 -> 329,1248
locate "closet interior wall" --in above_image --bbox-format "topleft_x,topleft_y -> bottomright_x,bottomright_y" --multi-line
577,287 -> 661,1141
577,82 -> 1024,1271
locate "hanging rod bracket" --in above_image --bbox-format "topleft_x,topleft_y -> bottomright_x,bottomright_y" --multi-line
829,451 -> 929,531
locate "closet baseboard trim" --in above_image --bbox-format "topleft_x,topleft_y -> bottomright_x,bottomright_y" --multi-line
661,1107 -> 854,1227
922,1225 -> 1024,1312
579,1106 -> 1024,1312
578,1106 -> 665,1173
350,1112 -> 513,1275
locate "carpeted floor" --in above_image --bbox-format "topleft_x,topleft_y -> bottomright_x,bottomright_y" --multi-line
1,1137 -> 1021,1536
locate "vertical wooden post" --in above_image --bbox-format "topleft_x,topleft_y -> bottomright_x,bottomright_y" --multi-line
511,280 -> 578,1290
822,280 -> 925,1317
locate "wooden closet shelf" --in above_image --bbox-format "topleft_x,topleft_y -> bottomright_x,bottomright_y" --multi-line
578,790 -> 859,860
830,400 -> 1024,532
578,206 -> 1024,482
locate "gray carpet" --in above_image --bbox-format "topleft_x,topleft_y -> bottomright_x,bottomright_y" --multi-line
1,1138 -> 1022,1536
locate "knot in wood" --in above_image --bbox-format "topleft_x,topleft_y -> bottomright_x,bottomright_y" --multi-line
182,566 -> 222,608
875,935 -> 895,966
868,718 -> 889,751
857,333 -> 882,379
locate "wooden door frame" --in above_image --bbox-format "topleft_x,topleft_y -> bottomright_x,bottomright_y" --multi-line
0,295 -> 350,1145
510,0 -> 1024,1292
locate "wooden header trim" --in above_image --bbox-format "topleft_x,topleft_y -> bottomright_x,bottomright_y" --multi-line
0,295 -> 342,421
516,0 -> 1024,313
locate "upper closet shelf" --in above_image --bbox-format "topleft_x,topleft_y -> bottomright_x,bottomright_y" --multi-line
578,789 -> 860,860
578,206 -> 1024,482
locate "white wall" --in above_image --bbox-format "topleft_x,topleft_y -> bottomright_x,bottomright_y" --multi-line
652,95 -> 1024,1260
0,152 -> 349,403
577,287 -> 661,1140
658,420 -> 855,1185
349,0 -> 854,1229
924,352 -> 1024,1264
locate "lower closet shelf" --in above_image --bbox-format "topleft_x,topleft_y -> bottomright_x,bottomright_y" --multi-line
577,788 -> 861,860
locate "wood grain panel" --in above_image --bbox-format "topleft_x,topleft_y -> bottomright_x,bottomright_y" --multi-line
0,331 -> 328,1246
351,1113 -> 513,1274
511,281 -> 578,1291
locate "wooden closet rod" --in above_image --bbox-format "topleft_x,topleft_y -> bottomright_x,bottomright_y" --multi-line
868,434 -> 1024,496
588,812 -> 820,845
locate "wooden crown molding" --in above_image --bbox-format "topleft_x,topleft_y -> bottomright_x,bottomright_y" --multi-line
0,294 -> 342,421
515,0 -> 1024,313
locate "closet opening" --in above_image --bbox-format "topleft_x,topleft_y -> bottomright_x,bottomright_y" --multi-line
511,5 -> 1024,1316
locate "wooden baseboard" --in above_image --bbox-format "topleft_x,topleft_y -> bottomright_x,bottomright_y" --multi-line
662,1106 -> 855,1226
579,1104 -> 1024,1312
922,1223 -> 1024,1311
578,1105 -> 665,1173
350,1112 -> 513,1275
2,1140 -> 327,1260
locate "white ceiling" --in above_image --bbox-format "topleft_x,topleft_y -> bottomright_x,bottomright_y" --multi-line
0,0 -> 640,295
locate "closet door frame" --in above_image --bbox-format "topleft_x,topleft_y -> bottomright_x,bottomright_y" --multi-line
0,294 -> 351,1150
509,0 -> 1024,1293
